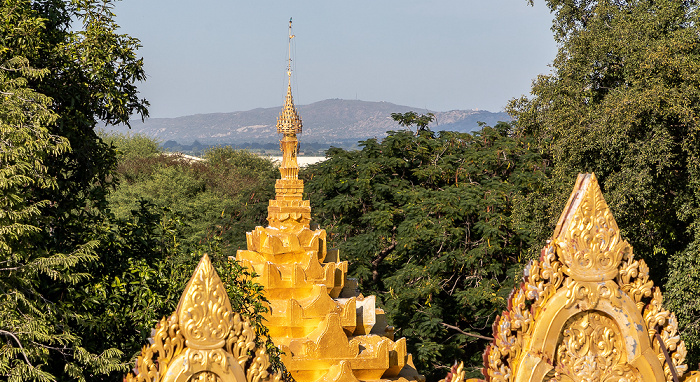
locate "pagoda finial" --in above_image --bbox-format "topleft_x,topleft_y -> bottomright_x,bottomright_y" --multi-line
267,18 -> 310,230
276,82 -> 302,136
276,18 -> 302,136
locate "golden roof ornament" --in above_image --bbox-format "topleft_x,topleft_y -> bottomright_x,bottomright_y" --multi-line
276,18 -> 302,136
125,254 -> 280,382
482,173 -> 688,382
276,81 -> 302,136
268,17 -> 309,230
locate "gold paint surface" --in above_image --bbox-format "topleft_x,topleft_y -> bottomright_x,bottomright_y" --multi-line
554,174 -> 627,282
483,174 -> 688,382
189,372 -> 223,382
276,82 -> 302,136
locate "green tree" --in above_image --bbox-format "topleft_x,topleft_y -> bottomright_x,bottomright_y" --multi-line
511,0 -> 700,365
0,0 -> 148,380
76,200 -> 285,381
303,123 -> 549,379
0,6 -> 116,382
102,131 -> 161,161
29,0 -> 148,253
1,2 -> 284,380
104,140 -> 278,256
391,111 -> 436,133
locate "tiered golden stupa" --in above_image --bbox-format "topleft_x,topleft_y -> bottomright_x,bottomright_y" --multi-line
236,20 -> 423,382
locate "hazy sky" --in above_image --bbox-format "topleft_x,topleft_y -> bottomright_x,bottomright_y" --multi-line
113,1 -> 557,119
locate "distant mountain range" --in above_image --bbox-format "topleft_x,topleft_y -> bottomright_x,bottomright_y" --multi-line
104,99 -> 511,146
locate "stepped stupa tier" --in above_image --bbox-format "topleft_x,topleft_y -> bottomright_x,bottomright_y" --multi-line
236,19 -> 423,382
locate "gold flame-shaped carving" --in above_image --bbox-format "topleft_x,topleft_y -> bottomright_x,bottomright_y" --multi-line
553,174 -> 629,282
178,255 -> 233,349
125,254 -> 281,382
439,362 -> 482,382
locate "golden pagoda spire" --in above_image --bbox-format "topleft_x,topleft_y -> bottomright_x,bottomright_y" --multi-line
237,19 -> 424,382
277,18 -> 302,138
277,18 -> 301,139
268,18 -> 310,230
276,81 -> 302,137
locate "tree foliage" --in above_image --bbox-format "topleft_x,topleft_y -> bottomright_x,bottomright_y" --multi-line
512,0 -> 700,365
391,111 -> 436,133
0,1 -> 143,379
0,50 -> 100,382
303,123 -> 549,378
77,201 -> 284,381
0,2 -> 275,381
104,139 -> 278,256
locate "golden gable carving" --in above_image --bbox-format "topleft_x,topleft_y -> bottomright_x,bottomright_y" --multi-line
483,174 -> 687,382
126,254 -> 280,382
554,311 -> 641,381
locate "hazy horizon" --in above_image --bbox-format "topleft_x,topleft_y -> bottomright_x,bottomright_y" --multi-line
130,97 -> 504,121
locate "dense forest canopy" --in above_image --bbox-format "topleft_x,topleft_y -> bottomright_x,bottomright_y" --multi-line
303,123 -> 550,379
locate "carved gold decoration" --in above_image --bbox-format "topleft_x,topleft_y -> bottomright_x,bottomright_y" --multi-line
482,173 -> 688,382
178,255 -> 233,349
552,175 -> 628,282
125,255 -> 281,382
438,361 -> 481,382
552,311 -> 641,382
234,35 -> 424,382
643,288 -> 688,380
439,362 -> 464,382
618,250 -> 653,312
562,279 -> 621,310
276,82 -> 302,136
190,372 -> 223,382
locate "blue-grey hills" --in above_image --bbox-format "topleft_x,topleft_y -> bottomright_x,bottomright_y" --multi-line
106,99 -> 510,146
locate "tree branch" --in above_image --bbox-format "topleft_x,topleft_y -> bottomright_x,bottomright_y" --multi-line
0,329 -> 33,367
371,236 -> 397,283
440,322 -> 493,341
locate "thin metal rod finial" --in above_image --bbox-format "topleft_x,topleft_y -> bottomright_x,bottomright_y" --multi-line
287,18 -> 294,80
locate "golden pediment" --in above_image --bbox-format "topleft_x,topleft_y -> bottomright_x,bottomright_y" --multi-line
483,174 -> 687,382
554,311 -> 642,381
125,254 -> 280,382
